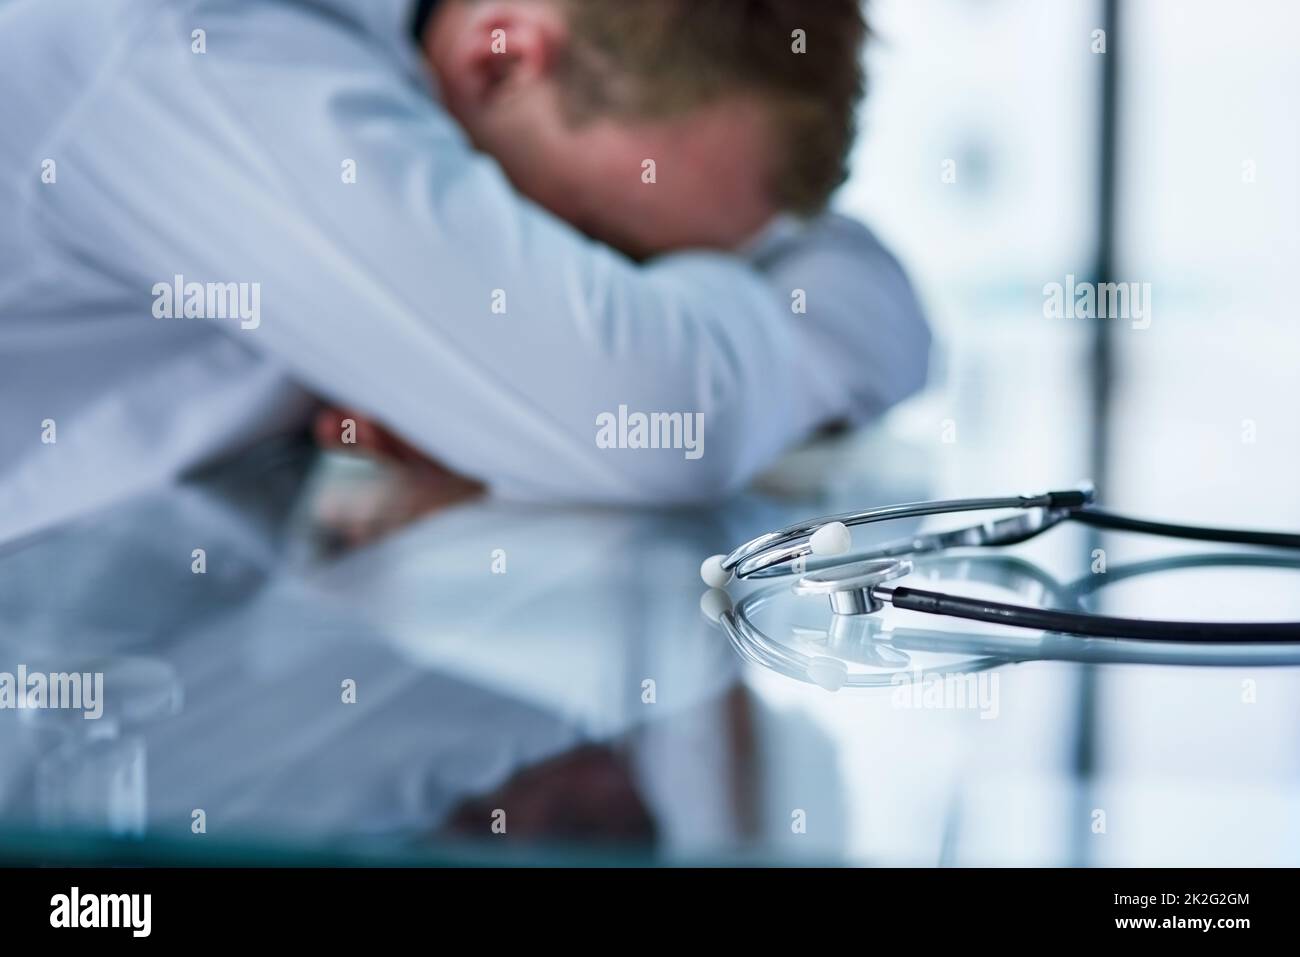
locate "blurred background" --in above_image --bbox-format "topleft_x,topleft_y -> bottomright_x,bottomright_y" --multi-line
840,0 -> 1299,506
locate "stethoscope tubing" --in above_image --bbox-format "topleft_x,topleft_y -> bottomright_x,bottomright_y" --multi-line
1069,507 -> 1300,550
880,505 -> 1300,639
880,584 -> 1300,641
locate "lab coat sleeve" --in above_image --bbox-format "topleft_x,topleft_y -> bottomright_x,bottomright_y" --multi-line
26,6 -> 923,504
746,214 -> 932,425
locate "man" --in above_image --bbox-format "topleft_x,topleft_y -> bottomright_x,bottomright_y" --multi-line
0,0 -> 929,538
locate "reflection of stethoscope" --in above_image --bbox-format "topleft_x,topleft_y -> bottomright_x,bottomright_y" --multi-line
700,485 -> 1300,641
702,574 -> 1008,691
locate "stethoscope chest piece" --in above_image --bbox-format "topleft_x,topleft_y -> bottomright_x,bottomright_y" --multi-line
793,558 -> 913,616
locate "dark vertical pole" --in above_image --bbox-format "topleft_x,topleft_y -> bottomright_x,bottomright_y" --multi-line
1092,0 -> 1121,487
1071,0 -> 1121,866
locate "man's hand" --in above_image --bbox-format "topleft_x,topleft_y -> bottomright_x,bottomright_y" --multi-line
310,407 -> 484,546
313,407 -> 448,468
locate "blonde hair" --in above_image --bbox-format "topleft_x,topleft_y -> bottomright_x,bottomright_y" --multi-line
551,0 -> 868,214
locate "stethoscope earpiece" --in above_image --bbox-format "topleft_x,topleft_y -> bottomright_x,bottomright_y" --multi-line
808,521 -> 853,557
699,554 -> 733,589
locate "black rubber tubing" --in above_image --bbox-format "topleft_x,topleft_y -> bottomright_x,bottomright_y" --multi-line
888,586 -> 1300,642
1071,507 -> 1300,550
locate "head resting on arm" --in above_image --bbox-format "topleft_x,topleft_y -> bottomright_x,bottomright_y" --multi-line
421,0 -> 868,259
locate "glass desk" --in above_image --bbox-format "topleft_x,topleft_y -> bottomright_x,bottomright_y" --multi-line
3,419 -> 1299,867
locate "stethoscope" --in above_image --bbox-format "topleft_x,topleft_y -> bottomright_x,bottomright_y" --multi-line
703,553 -> 1300,693
700,484 -> 1300,641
